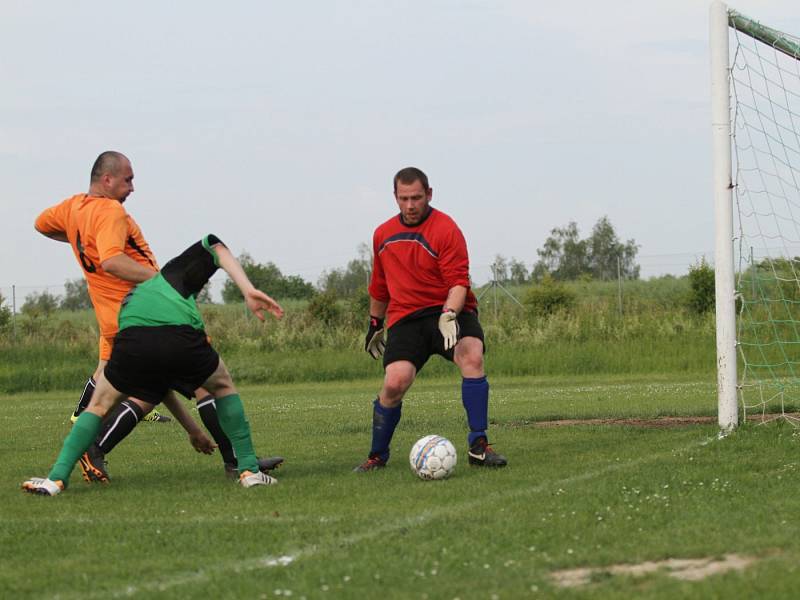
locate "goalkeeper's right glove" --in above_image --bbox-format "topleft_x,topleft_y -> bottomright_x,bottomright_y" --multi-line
365,315 -> 386,359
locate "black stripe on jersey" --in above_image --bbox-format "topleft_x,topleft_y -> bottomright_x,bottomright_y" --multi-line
127,236 -> 156,268
378,232 -> 438,258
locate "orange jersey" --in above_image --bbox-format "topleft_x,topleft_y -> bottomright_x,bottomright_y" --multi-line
35,194 -> 159,341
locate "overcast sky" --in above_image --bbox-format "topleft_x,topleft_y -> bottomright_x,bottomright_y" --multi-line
3,1 -> 800,302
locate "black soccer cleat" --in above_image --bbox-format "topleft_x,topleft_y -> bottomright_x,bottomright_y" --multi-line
78,445 -> 110,483
468,437 -> 507,467
224,456 -> 285,480
353,453 -> 387,473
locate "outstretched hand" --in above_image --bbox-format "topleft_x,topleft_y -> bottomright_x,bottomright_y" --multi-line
245,288 -> 284,321
189,430 -> 217,455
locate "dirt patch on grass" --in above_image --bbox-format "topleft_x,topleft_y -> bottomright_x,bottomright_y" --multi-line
513,413 -> 800,428
551,553 -> 756,587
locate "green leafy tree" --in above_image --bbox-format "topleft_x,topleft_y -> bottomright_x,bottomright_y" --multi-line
490,255 -> 509,282
22,290 -> 61,316
508,258 -> 529,284
587,216 -> 640,280
319,243 -> 372,297
60,278 -> 92,311
532,217 -> 639,281
222,252 -> 314,303
532,221 -> 589,281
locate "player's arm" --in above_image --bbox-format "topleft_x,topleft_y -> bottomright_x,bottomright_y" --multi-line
214,244 -> 284,320
34,205 -> 69,243
436,224 -> 472,350
101,254 -> 158,283
161,392 -> 216,454
443,285 -> 467,314
369,297 -> 388,320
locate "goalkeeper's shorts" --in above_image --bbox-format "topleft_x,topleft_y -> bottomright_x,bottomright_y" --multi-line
383,310 -> 484,372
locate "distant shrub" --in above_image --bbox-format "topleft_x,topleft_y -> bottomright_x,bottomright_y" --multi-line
523,274 -> 576,319
306,290 -> 343,325
0,293 -> 10,328
21,291 -> 60,317
687,259 -> 715,314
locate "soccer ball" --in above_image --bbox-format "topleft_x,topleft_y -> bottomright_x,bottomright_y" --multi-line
409,435 -> 457,480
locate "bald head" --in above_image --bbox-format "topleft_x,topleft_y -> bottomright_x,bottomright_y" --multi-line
88,151 -> 134,202
90,151 -> 129,183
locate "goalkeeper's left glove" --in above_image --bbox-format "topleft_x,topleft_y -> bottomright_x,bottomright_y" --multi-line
365,315 -> 386,359
438,309 -> 459,351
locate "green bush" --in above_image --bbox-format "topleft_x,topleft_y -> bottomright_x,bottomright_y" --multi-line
0,293 -> 10,328
687,259 -> 715,314
523,274 -> 576,319
306,290 -> 343,326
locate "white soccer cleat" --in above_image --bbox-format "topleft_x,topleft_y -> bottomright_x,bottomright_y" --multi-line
238,470 -> 278,488
22,477 -> 64,496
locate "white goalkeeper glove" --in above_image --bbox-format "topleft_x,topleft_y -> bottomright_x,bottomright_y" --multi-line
438,309 -> 459,351
364,316 -> 386,359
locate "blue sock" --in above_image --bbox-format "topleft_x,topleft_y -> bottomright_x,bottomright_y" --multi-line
462,376 -> 489,446
370,398 -> 402,462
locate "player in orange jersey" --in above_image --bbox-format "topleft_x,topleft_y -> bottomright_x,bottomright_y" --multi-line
35,151 -> 282,481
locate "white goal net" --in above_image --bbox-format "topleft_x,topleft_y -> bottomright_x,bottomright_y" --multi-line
727,7 -> 800,425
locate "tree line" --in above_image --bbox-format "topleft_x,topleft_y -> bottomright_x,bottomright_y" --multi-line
11,216 -> 643,315
494,216 -> 640,284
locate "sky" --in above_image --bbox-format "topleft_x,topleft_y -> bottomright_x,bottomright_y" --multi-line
3,0 -> 800,303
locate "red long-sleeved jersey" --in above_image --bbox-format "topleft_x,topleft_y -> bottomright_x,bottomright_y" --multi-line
369,207 -> 478,328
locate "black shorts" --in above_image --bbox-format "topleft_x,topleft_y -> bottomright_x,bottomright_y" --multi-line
383,310 -> 485,372
104,325 -> 220,405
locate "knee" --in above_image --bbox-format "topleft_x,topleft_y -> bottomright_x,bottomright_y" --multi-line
456,343 -> 484,376
383,375 -> 409,397
383,373 -> 412,401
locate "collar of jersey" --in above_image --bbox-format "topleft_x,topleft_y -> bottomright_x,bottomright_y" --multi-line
398,206 -> 434,228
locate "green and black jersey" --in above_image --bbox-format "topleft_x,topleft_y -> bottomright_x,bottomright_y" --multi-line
118,235 -> 224,331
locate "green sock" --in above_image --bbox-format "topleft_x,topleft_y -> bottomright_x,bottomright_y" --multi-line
48,412 -> 102,484
214,394 -> 259,474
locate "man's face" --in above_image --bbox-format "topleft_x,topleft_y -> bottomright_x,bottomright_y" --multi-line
105,159 -> 135,202
395,180 -> 432,225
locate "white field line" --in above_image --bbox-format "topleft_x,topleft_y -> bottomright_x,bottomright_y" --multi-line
55,435 -> 716,600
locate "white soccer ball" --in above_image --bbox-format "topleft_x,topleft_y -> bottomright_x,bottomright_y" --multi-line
409,435 -> 457,480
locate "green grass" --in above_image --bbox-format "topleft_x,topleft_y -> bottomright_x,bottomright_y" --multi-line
3,374 -> 800,598
0,336 -> 715,393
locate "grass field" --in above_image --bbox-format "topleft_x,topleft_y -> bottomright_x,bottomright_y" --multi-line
3,374 -> 800,599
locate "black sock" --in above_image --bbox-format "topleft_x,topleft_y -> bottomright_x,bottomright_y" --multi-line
95,399 -> 144,454
196,394 -> 236,464
72,376 -> 96,418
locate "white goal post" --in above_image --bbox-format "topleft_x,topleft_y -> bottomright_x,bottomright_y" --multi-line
710,1 -> 737,432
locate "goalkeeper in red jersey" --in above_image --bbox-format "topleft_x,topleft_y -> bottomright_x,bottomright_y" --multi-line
23,234 -> 284,494
354,167 -> 507,471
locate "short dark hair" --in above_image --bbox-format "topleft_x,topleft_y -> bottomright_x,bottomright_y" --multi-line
393,167 -> 429,193
90,151 -> 128,182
